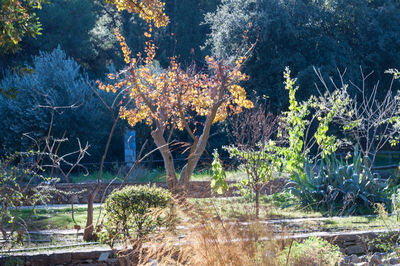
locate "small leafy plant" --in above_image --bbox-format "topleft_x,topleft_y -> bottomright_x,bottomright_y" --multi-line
368,203 -> 400,253
210,149 -> 229,195
289,146 -> 389,215
226,140 -> 282,217
101,185 -> 173,246
278,236 -> 342,266
391,188 -> 400,222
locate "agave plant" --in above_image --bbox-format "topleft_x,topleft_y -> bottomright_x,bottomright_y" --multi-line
289,146 -> 389,215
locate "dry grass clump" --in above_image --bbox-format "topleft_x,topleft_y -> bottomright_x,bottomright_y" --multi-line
130,200 -> 282,266
114,199 -> 343,266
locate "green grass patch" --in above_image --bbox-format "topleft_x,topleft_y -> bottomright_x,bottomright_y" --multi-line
189,194 -> 324,221
70,168 -> 246,183
8,206 -> 103,231
5,192 -> 398,233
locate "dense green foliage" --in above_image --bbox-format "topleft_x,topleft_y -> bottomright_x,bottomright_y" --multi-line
205,0 -> 400,109
102,185 -> 172,244
0,0 -> 218,77
289,147 -> 390,215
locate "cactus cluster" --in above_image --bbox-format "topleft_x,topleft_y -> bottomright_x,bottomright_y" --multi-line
289,147 -> 389,215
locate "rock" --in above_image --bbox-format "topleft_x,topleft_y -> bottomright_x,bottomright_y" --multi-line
370,253 -> 383,265
359,255 -> 368,262
340,235 -> 359,242
71,194 -> 80,204
354,262 -> 369,266
71,251 -> 103,261
346,245 -> 365,255
350,254 -> 361,263
390,258 -> 400,264
343,255 -> 352,263
344,241 -> 358,247
50,253 -> 72,264
106,258 -> 120,265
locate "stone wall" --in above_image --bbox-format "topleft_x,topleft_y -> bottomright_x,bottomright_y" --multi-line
29,178 -> 288,205
0,247 -> 119,266
2,229 -> 398,265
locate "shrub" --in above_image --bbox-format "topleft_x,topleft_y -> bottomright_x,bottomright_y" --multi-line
210,149 -> 229,195
102,185 -> 173,246
289,147 -> 390,215
391,188 -> 400,222
278,237 -> 342,266
226,140 -> 282,217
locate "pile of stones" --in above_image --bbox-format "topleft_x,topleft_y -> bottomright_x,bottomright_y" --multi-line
341,252 -> 400,266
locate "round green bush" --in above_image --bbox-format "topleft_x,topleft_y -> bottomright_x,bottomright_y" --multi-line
102,185 -> 172,244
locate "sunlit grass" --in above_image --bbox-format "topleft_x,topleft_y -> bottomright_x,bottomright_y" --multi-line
71,168 -> 246,183
9,206 -> 103,231
6,193 -> 398,233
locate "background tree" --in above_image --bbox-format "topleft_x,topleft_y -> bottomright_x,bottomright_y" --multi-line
314,67 -> 400,167
225,100 -> 280,217
204,0 -> 400,111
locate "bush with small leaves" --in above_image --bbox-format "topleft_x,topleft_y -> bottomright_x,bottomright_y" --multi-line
278,236 -> 342,266
210,149 -> 228,195
101,185 -> 173,246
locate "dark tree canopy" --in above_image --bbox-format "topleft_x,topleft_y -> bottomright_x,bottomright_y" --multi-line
204,0 -> 400,111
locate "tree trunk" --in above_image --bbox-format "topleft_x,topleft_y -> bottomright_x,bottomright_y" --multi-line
83,185 -> 99,241
83,111 -> 118,241
255,189 -> 260,219
178,97 -> 222,191
151,128 -> 178,191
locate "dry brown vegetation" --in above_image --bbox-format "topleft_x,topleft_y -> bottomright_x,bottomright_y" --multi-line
110,199 -> 343,266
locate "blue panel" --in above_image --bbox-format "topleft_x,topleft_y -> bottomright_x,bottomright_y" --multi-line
124,130 -> 136,164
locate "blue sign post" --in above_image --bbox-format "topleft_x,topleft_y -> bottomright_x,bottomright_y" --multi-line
124,130 -> 136,167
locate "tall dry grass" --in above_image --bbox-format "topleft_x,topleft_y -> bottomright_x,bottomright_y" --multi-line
113,199 -> 343,266
123,200 -> 284,266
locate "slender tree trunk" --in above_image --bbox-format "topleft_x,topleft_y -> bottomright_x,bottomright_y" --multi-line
255,189 -> 260,219
83,185 -> 99,241
83,114 -> 118,241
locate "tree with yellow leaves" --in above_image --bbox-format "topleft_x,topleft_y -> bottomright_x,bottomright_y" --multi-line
99,0 -> 254,194
101,27 -> 253,193
83,0 -> 253,241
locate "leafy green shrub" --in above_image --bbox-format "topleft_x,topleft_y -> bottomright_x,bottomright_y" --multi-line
278,236 -> 342,266
392,188 -> 400,222
226,141 -> 282,217
102,185 -> 173,245
289,147 -> 389,215
211,149 -> 228,195
264,191 -> 296,208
